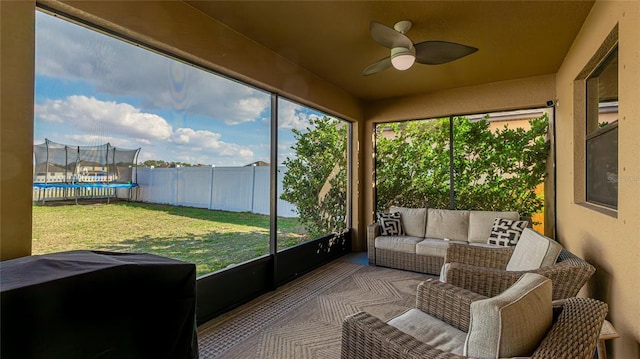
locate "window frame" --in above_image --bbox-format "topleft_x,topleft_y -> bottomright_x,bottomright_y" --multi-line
573,24 -> 619,217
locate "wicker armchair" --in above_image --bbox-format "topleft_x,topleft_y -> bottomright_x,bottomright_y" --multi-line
442,243 -> 596,301
342,278 -> 608,359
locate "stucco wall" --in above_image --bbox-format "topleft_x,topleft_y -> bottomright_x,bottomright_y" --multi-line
0,0 -> 35,260
555,1 -> 640,357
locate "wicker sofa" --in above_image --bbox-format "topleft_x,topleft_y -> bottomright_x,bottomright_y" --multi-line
342,274 -> 608,359
368,207 -> 523,275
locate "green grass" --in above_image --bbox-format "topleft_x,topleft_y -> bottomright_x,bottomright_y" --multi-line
32,201 -> 309,277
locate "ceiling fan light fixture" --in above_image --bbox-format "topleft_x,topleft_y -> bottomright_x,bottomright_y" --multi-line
390,46 -> 415,70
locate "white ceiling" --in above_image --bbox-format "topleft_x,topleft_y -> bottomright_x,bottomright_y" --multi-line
186,1 -> 595,102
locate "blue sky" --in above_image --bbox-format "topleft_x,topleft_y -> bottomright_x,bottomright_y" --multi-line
34,11 -> 326,166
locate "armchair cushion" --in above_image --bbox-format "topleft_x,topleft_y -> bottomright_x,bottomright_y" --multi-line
464,273 -> 553,358
377,212 -> 405,236
388,308 -> 467,355
506,228 -> 562,271
390,206 -> 427,237
467,210 -> 520,244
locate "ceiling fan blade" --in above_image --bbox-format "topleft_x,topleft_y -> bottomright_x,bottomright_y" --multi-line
370,21 -> 412,49
363,57 -> 392,76
414,41 -> 478,65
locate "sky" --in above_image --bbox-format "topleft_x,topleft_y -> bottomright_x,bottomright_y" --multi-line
34,11 -> 328,167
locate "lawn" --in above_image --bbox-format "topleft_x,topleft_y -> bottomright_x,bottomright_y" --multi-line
32,201 -> 309,277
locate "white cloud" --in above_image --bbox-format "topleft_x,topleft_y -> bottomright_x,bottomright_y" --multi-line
35,11 -> 270,126
277,100 -> 311,130
34,95 -> 256,166
36,95 -> 173,141
172,128 -> 253,158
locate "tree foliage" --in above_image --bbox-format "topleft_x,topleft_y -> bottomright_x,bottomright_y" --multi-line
280,116 -> 348,238
281,114 -> 550,236
376,114 -> 550,217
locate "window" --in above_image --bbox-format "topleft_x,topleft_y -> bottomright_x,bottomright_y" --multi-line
585,47 -> 618,209
574,24 -> 618,214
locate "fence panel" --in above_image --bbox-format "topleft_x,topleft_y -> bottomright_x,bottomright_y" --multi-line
136,167 -> 176,205
210,167 -> 254,212
177,167 -> 213,209
36,166 -> 299,218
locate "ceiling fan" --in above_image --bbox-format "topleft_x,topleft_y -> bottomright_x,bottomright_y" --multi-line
363,20 -> 478,76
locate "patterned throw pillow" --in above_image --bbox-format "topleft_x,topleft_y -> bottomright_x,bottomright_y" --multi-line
488,218 -> 529,246
377,212 -> 405,236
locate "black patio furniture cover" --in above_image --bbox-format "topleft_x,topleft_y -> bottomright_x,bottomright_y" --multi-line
0,250 -> 198,359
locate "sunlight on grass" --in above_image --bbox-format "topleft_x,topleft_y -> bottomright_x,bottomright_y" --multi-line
32,201 -> 309,277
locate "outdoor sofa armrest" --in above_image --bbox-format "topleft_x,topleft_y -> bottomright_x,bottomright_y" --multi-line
416,278 -> 487,332
531,297 -> 608,359
367,222 -> 380,265
341,311 -> 467,359
445,242 -> 514,269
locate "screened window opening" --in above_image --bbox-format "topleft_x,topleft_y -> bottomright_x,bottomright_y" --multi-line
375,109 -> 550,233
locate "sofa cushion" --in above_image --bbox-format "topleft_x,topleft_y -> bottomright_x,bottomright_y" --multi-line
464,273 -> 553,358
506,228 -> 563,271
390,207 -> 427,237
487,218 -> 529,246
425,209 -> 470,241
467,210 -> 520,243
388,308 -> 466,355
375,236 -> 423,254
416,238 -> 466,257
377,212 -> 405,236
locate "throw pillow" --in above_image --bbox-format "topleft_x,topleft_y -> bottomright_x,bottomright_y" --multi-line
377,212 -> 405,236
488,218 -> 528,246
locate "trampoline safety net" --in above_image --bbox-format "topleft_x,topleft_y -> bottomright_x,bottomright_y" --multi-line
33,139 -> 141,202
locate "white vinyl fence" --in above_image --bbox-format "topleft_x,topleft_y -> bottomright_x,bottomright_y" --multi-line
134,166 -> 298,218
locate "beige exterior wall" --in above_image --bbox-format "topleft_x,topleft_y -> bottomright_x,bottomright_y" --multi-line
0,0 -> 35,260
555,1 -> 640,357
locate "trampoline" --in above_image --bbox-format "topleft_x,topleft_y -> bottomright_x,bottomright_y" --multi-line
33,139 -> 140,203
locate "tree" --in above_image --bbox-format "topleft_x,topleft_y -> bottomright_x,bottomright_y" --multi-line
282,114 -> 550,237
280,116 -> 348,238
376,114 -> 550,217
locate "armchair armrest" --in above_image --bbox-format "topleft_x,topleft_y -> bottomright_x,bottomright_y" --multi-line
445,243 -> 514,269
532,298 -> 607,359
341,312 -> 467,359
367,223 -> 380,265
445,258 -> 596,301
443,263 -> 522,298
416,278 -> 486,332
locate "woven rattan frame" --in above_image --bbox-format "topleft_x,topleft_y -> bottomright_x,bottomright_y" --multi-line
443,243 -> 596,300
342,282 -> 608,359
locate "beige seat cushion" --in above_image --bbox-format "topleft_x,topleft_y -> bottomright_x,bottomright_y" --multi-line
375,236 -> 423,254
464,273 -> 553,358
506,228 -> 563,271
390,206 -> 427,237
425,209 -> 470,241
467,211 -> 520,244
388,308 -> 466,355
416,238 -> 466,257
